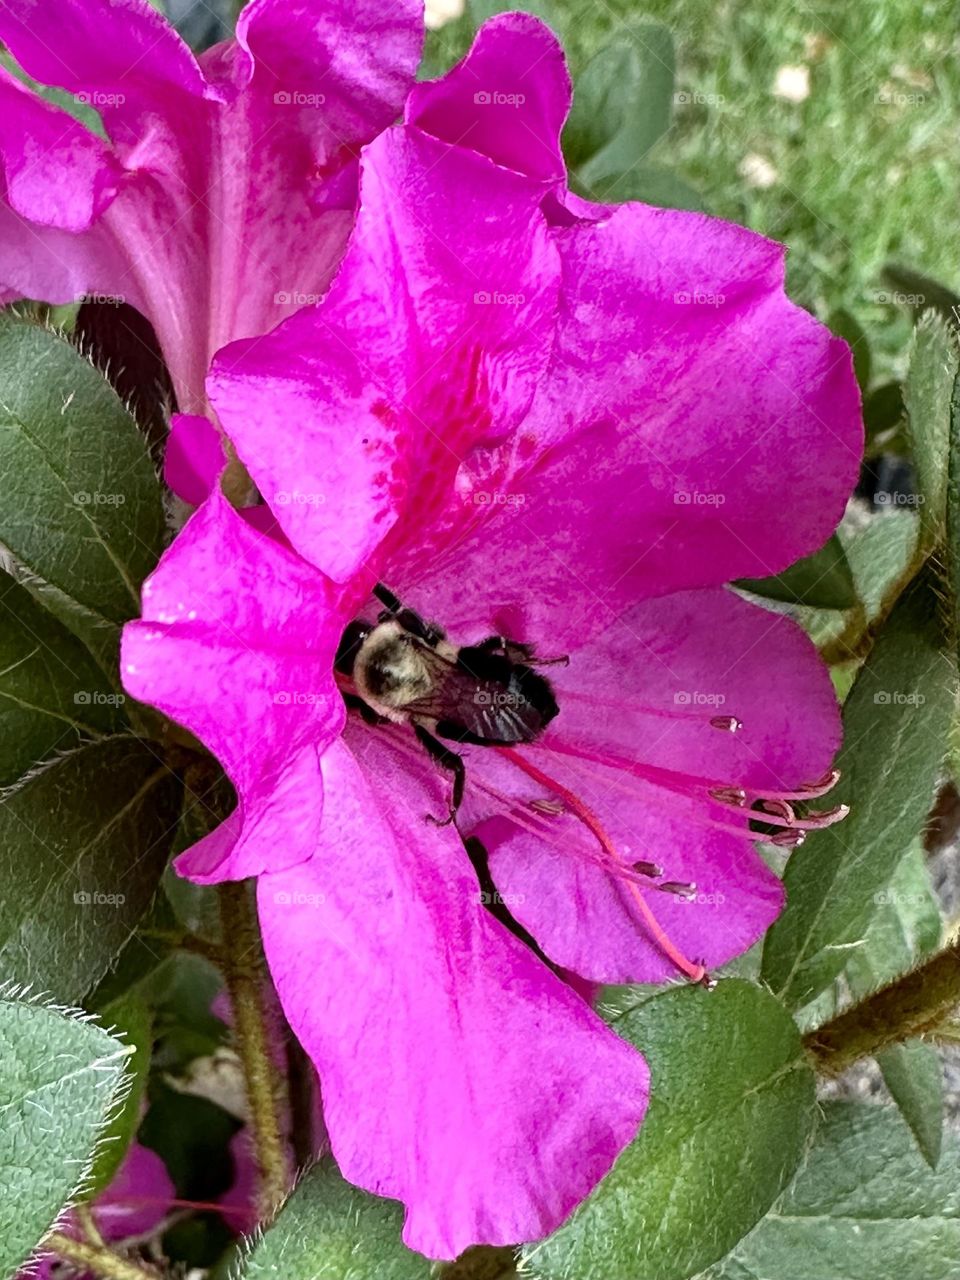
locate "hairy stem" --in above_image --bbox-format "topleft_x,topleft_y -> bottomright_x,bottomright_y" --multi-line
47,1232 -> 158,1280
439,1246 -> 518,1280
804,940 -> 960,1076
218,880 -> 292,1220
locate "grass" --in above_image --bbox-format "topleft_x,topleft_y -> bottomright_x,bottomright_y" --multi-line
426,0 -> 959,377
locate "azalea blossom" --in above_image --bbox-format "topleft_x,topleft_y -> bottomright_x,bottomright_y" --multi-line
0,0 -> 422,411
27,1142 -> 174,1279
122,13 -> 861,1260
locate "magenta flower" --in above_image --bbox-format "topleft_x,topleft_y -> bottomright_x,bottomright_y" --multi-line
27,1142 -> 174,1279
122,14 -> 861,1260
0,0 -> 422,410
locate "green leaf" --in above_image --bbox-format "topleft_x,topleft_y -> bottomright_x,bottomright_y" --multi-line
762,573 -> 955,1008
842,841 -> 943,1167
864,381 -> 906,445
735,533 -> 858,609
467,0 -> 559,29
525,981 -> 816,1280
0,996 -> 130,1278
242,1159 -> 432,1280
582,164 -> 703,212
827,307 -> 872,391
882,264 -> 960,323
875,1042 -> 943,1171
0,737 -> 182,1003
903,310 -> 960,554
571,25 -> 675,187
0,318 -> 165,660
698,1103 -> 960,1280
0,568 -> 127,785
84,995 -> 152,1197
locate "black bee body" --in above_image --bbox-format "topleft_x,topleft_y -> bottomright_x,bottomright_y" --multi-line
334,583 -> 561,821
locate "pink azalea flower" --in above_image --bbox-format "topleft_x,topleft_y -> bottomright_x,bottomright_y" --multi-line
27,1142 -> 174,1279
122,14 -> 861,1259
0,0 -> 423,410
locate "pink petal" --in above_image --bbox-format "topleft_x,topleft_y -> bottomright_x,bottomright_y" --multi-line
121,487 -> 346,881
406,13 -> 569,183
0,0 -> 215,116
0,0 -> 423,412
0,69 -> 123,230
94,1142 -> 175,1239
454,587 -> 839,982
210,125 -> 559,582
389,204 -> 861,646
236,0 -> 424,162
259,735 -> 648,1259
165,414 -> 225,506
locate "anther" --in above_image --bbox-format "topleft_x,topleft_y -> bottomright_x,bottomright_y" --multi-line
656,880 -> 697,898
530,798 -> 565,816
769,829 -> 806,848
709,786 -> 747,807
756,798 -> 796,822
710,715 -> 743,733
632,859 -> 664,878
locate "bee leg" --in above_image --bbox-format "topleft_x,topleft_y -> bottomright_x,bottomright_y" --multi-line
414,723 -> 466,825
342,692 -> 388,726
475,635 -> 569,667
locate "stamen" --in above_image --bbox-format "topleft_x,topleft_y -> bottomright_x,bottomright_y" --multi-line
498,747 -> 709,984
769,829 -> 807,848
710,715 -> 743,733
656,880 -> 697,898
710,786 -> 747,806
632,859 -> 664,878
530,797 -> 565,815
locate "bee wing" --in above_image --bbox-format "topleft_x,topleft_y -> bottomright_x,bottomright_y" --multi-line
401,652 -> 538,743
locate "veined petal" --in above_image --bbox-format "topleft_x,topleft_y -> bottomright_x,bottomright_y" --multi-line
210,126 -> 560,583
236,0 -> 424,163
0,69 -> 123,230
121,486 -> 346,880
388,203 -> 861,644
406,13 -> 569,184
455,587 -> 839,982
259,734 -> 648,1259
